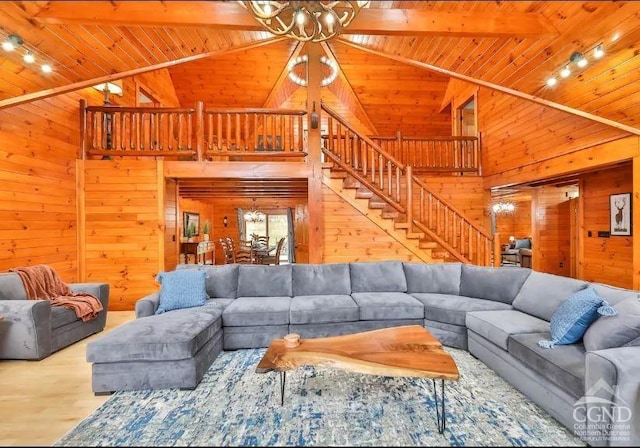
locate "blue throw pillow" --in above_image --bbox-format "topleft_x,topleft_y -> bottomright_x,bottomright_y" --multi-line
155,269 -> 207,314
538,287 -> 617,349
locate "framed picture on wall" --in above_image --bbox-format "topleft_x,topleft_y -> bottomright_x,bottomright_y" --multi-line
610,193 -> 632,236
183,212 -> 200,237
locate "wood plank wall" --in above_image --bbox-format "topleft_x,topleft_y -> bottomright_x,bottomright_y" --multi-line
581,164 -> 633,288
495,200 -> 532,240
0,95 -> 82,281
82,159 -> 162,310
322,185 -> 418,263
177,197 -> 215,263
164,179 -> 178,271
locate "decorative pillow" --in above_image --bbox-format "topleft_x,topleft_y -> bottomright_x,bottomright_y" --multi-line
538,287 -> 617,349
583,295 -> 640,352
155,269 -> 207,314
514,238 -> 531,249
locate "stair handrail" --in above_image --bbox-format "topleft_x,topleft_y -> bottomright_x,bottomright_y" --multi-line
411,175 -> 493,240
321,103 -> 406,170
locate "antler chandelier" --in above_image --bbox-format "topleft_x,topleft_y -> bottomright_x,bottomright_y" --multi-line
240,1 -> 370,43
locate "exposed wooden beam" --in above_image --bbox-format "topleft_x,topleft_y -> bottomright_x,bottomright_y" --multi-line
338,39 -> 640,137
164,161 -> 313,179
263,41 -> 304,109
321,42 -> 378,135
32,2 -> 559,37
348,8 -> 559,37
484,136 -> 640,189
0,37 -> 285,110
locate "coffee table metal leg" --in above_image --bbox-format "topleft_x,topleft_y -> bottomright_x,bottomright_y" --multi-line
279,371 -> 286,405
432,379 -> 446,434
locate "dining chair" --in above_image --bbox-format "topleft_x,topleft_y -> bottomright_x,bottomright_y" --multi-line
261,237 -> 286,265
219,238 -> 235,264
235,239 -> 255,264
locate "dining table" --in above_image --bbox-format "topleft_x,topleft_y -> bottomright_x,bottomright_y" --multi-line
252,243 -> 276,264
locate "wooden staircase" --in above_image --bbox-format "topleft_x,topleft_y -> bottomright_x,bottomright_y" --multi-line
321,103 -> 497,266
322,164 -> 443,263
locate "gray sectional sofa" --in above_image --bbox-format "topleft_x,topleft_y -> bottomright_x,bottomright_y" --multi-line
0,272 -> 110,360
86,261 -> 640,446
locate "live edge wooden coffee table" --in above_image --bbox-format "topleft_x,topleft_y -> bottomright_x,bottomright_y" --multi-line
256,325 -> 459,433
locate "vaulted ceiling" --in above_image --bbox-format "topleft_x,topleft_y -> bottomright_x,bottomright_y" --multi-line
1,1 -> 639,135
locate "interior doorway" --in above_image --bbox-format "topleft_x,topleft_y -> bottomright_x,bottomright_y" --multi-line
457,97 -> 476,137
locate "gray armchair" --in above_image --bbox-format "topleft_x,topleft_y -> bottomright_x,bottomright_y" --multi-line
501,237 -> 532,267
0,272 -> 109,360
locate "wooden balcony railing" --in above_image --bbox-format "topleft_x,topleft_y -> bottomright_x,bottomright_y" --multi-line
79,100 -> 307,160
370,132 -> 479,174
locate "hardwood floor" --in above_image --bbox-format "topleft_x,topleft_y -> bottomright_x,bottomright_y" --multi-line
0,311 -> 136,446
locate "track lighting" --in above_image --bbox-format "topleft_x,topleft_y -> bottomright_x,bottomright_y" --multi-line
593,45 -> 605,59
560,65 -> 571,78
2,34 -> 22,52
23,51 -> 35,63
546,77 -> 557,87
570,52 -> 587,68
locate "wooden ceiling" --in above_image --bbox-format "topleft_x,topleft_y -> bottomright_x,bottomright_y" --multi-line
1,1 -> 639,135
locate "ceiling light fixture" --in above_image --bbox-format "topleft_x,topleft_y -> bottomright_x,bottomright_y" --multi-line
287,54 -> 338,87
593,44 -> 605,59
492,202 -> 515,214
2,34 -> 23,52
23,51 -> 35,63
546,77 -> 557,87
244,199 -> 266,223
570,51 -> 588,68
41,63 -> 52,73
560,65 -> 571,78
612,32 -> 620,42
240,1 -> 370,43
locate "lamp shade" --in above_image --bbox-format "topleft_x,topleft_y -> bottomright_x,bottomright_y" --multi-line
93,80 -> 123,96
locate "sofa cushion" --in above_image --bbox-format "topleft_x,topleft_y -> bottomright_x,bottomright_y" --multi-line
459,265 -> 531,304
349,261 -> 407,293
237,265 -> 292,297
466,310 -> 550,351
156,270 -> 208,314
538,287 -> 617,349
590,283 -> 637,306
222,296 -> 291,326
583,295 -> 640,352
403,262 -> 462,295
350,292 -> 423,320
0,272 -> 28,300
51,306 -> 78,329
411,293 -> 512,327
86,306 -> 222,363
512,271 -> 588,321
292,264 -> 351,296
509,332 -> 586,399
290,295 -> 359,324
200,264 -> 239,298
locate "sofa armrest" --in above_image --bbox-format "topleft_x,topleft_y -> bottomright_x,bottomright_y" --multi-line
70,282 -> 110,329
135,292 -> 160,318
0,299 -> 52,360
584,347 -> 640,447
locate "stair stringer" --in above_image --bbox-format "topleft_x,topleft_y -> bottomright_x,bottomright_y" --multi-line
322,172 -> 442,264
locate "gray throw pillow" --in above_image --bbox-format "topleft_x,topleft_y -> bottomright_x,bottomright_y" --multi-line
583,295 -> 640,352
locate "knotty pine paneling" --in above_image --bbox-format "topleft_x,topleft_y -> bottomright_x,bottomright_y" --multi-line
177,197 -> 215,264
164,178 -> 178,271
580,164 -> 633,288
322,186 -> 418,263
82,159 -> 163,310
532,186 -> 576,277
495,200 -> 532,241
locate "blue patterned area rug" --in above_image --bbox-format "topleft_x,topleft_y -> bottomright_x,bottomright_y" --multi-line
56,348 -> 584,447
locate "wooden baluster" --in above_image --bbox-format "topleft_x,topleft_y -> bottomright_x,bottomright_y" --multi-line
435,200 -> 440,237
378,154 -> 383,188
244,113 -> 249,151
187,113 -> 193,151
225,113 -> 231,150
428,192 -> 433,229
157,114 -> 163,150
235,113 -> 241,151
215,114 -> 221,151
129,112 -> 135,150
460,216 -> 464,257
419,187 -> 424,222
396,165 -> 401,203
167,113 -> 174,151
253,113 -> 258,151
406,166 -> 413,229
467,225 -> 472,264
353,135 -> 360,170
177,113 -> 183,151
298,115 -> 303,152
195,102 -> 204,160
387,161 -> 392,196
148,113 -> 154,150
118,112 -> 125,150
451,213 -> 456,249
327,116 -> 333,154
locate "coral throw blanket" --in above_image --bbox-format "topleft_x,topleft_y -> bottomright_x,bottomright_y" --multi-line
10,265 -> 103,322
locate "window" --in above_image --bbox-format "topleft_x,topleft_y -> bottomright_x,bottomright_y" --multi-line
244,213 -> 289,261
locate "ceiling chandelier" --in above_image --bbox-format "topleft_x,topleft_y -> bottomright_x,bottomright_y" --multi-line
239,1 -> 370,43
244,200 -> 266,223
491,202 -> 516,214
287,54 -> 338,87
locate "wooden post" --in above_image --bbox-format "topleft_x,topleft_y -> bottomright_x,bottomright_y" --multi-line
307,43 -> 324,263
492,232 -> 501,267
633,155 -> 640,289
396,130 -> 403,163
195,101 -> 205,161
79,99 -> 87,160
406,165 -> 413,232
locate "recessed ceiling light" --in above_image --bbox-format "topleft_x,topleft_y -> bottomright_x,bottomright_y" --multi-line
41,63 -> 52,73
612,32 -> 620,42
546,77 -> 557,87
577,57 -> 588,68
23,51 -> 35,63
594,45 -> 605,59
560,65 -> 571,78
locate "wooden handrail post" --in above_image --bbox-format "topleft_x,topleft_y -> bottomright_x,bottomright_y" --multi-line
396,130 -> 403,162
492,232 -> 501,267
406,165 -> 413,231
195,101 -> 204,161
79,99 -> 87,160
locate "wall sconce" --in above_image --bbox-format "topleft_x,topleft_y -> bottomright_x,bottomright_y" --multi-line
223,216 -> 228,227
310,101 -> 319,129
